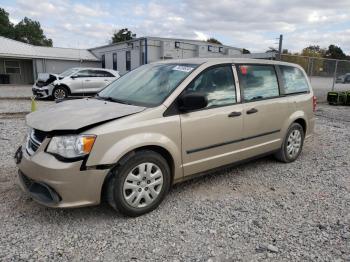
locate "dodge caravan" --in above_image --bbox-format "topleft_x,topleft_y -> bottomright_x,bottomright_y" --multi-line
15,58 -> 316,216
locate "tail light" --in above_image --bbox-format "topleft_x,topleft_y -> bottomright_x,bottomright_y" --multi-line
312,95 -> 317,112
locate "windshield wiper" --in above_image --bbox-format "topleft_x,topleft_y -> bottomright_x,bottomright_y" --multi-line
95,94 -> 130,105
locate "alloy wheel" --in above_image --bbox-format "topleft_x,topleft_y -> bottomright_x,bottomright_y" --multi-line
54,88 -> 66,100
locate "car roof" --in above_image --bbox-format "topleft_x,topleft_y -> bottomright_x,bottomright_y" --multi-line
155,57 -> 300,67
71,67 -> 118,72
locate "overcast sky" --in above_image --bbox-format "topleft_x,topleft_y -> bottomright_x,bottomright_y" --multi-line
1,0 -> 350,53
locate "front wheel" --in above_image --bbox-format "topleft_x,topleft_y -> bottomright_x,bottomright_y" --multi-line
107,150 -> 171,217
52,86 -> 68,100
274,123 -> 304,163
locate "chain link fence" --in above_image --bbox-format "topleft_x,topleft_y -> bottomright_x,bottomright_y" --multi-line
281,54 -> 350,102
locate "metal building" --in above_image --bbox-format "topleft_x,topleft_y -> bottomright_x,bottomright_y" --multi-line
0,36 -> 100,84
90,37 -> 276,75
90,37 -> 272,75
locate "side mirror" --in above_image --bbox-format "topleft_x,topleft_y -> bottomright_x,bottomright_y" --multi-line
71,75 -> 78,79
178,92 -> 208,112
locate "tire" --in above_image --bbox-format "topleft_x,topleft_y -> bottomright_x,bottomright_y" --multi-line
274,123 -> 304,163
52,86 -> 69,100
107,150 -> 171,217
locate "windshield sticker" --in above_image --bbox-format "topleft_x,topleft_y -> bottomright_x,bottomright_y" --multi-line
172,65 -> 194,73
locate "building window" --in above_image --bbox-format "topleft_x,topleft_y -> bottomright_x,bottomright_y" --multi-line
101,54 -> 105,68
219,47 -> 223,53
113,53 -> 117,70
208,45 -> 213,52
175,41 -> 180,48
5,60 -> 21,74
141,52 -> 145,65
126,51 -> 131,71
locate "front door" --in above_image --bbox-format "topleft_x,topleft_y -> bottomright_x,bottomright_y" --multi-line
180,64 -> 244,176
71,70 -> 88,93
81,70 -> 102,93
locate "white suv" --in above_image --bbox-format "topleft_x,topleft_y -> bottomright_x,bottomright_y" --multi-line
32,68 -> 120,100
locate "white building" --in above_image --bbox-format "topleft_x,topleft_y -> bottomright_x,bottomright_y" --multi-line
90,37 -> 275,75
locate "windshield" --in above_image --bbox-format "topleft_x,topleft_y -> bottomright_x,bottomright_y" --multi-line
59,68 -> 80,77
98,63 -> 198,107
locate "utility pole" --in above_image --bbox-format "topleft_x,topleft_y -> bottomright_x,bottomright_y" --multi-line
278,34 -> 283,60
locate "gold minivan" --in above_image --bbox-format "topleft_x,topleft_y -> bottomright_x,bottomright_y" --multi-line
15,58 -> 316,216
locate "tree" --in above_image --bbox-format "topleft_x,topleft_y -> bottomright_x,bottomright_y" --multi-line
242,48 -> 250,54
266,46 -> 278,53
0,8 -> 14,38
325,44 -> 346,59
206,38 -> 222,45
14,17 -> 52,46
112,28 -> 134,43
301,45 -> 326,57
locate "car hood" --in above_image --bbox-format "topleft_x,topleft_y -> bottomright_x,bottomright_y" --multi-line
26,98 -> 146,132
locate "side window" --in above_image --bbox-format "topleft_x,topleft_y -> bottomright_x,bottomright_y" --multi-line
279,65 -> 309,94
103,71 -> 115,77
185,65 -> 236,108
76,70 -> 91,77
93,70 -> 114,77
238,65 -> 279,101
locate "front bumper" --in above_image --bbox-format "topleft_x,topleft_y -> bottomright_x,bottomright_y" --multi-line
32,84 -> 53,98
16,146 -> 109,208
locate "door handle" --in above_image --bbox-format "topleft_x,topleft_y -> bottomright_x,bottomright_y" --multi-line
246,108 -> 258,114
228,111 -> 242,117
85,79 -> 91,82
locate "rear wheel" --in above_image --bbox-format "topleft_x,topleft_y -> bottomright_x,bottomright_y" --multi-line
53,86 -> 68,100
107,150 -> 171,217
274,123 -> 304,163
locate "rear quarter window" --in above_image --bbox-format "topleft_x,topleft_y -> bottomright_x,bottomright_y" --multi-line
279,65 -> 309,94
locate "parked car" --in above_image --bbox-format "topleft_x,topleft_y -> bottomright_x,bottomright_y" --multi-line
336,73 -> 350,83
15,58 -> 315,216
32,68 -> 120,100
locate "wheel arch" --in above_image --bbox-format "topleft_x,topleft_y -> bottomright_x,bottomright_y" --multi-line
100,145 -> 176,203
283,111 -> 308,137
53,84 -> 71,95
293,118 -> 307,134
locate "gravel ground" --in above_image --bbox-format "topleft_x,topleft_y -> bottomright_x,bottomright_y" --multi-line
0,102 -> 349,261
0,85 -> 33,98
0,99 -> 53,115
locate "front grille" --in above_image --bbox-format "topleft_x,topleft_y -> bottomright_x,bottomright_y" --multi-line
32,129 -> 46,143
36,81 -> 45,87
26,129 -> 47,156
28,138 -> 39,152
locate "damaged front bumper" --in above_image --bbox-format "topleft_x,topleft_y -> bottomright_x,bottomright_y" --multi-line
32,84 -> 54,98
15,145 -> 109,208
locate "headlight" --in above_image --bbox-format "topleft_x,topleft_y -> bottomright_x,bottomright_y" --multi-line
23,127 -> 32,145
46,135 -> 96,159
